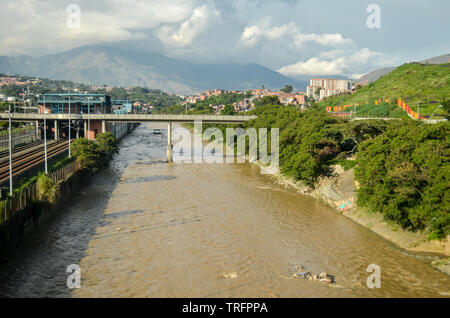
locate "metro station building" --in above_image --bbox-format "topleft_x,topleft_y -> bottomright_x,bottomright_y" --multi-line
38,93 -> 133,140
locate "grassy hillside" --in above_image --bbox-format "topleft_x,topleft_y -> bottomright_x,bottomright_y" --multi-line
320,63 -> 450,117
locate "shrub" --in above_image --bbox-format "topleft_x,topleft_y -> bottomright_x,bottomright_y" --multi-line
355,121 -> 450,238
36,172 -> 59,205
95,132 -> 119,162
70,138 -> 104,171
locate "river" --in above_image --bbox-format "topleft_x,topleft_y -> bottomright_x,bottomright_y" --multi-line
0,123 -> 449,298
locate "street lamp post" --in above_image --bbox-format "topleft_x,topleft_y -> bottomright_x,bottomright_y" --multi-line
68,95 -> 71,157
87,96 -> 91,140
8,104 -> 13,196
43,95 -> 48,174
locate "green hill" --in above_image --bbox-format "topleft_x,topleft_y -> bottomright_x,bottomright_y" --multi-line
320,63 -> 450,117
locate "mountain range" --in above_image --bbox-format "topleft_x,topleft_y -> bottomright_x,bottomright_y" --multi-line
357,53 -> 450,84
0,46 -> 307,95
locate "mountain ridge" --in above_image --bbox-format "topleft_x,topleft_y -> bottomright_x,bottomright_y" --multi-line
0,45 -> 307,95
357,53 -> 450,85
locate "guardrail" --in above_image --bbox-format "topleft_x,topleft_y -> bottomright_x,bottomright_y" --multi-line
0,160 -> 80,225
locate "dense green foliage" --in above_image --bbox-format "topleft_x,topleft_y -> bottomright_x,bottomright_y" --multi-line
355,121 -> 449,238
157,92 -> 248,115
320,63 -> 450,117
253,96 -> 280,107
244,104 -> 449,238
352,102 -> 408,118
244,105 -> 388,185
281,85 -> 293,93
70,133 -> 119,171
221,104 -> 236,115
95,132 -> 119,161
36,172 -> 59,205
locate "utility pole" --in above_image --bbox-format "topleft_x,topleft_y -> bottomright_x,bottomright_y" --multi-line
68,95 -> 71,157
43,95 -> 48,174
87,96 -> 91,140
8,103 -> 13,196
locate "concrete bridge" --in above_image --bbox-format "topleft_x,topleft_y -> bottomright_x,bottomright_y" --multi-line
0,113 -> 256,162
0,113 -> 256,124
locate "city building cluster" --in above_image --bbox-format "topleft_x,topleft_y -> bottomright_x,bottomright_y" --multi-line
306,78 -> 355,101
0,75 -> 40,87
183,88 -> 306,114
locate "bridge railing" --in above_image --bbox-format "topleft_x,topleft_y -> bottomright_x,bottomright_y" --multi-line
0,160 -> 80,225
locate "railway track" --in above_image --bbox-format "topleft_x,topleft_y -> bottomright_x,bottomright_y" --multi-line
0,140 -> 44,159
0,140 -> 69,184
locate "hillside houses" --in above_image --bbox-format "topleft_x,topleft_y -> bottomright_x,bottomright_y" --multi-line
182,88 -> 306,114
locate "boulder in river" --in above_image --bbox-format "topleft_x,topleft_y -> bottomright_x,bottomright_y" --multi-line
291,265 -> 335,284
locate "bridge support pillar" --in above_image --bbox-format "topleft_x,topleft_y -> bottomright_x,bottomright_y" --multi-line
102,120 -> 106,133
35,121 -> 40,140
167,121 -> 172,163
54,120 -> 59,141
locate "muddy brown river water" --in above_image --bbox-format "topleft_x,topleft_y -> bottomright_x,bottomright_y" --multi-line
0,124 -> 449,297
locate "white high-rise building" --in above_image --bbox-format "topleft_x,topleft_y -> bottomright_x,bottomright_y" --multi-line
306,78 -> 353,100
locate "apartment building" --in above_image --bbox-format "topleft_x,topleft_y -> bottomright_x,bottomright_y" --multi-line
306,78 -> 353,100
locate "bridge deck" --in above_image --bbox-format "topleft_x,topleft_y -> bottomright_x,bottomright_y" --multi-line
0,113 -> 256,123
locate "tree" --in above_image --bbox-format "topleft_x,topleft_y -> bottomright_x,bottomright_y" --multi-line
95,132 -> 119,162
315,88 -> 321,97
70,138 -> 104,171
442,99 -> 450,120
255,96 -> 280,107
221,104 -> 236,115
281,85 -> 293,94
355,121 -> 450,238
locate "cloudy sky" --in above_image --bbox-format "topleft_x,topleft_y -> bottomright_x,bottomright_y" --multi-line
1,0 -> 449,79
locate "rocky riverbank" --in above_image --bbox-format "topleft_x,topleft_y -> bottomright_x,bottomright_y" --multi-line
270,163 -> 450,260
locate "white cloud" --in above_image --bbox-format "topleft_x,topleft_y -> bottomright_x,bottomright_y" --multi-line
278,57 -> 347,77
240,21 -> 352,50
0,0 -> 405,80
0,0 -> 194,55
241,25 -> 262,46
157,3 -> 220,48
294,33 -> 354,48
240,22 -> 298,46
278,48 -> 390,78
266,23 -> 298,41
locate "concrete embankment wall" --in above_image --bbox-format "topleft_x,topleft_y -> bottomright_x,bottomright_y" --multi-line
0,169 -> 89,255
0,123 -> 139,255
111,123 -> 139,140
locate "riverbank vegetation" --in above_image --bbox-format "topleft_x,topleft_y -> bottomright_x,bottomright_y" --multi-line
355,120 -> 449,239
36,172 -> 59,205
70,132 -> 119,171
242,105 -> 449,239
